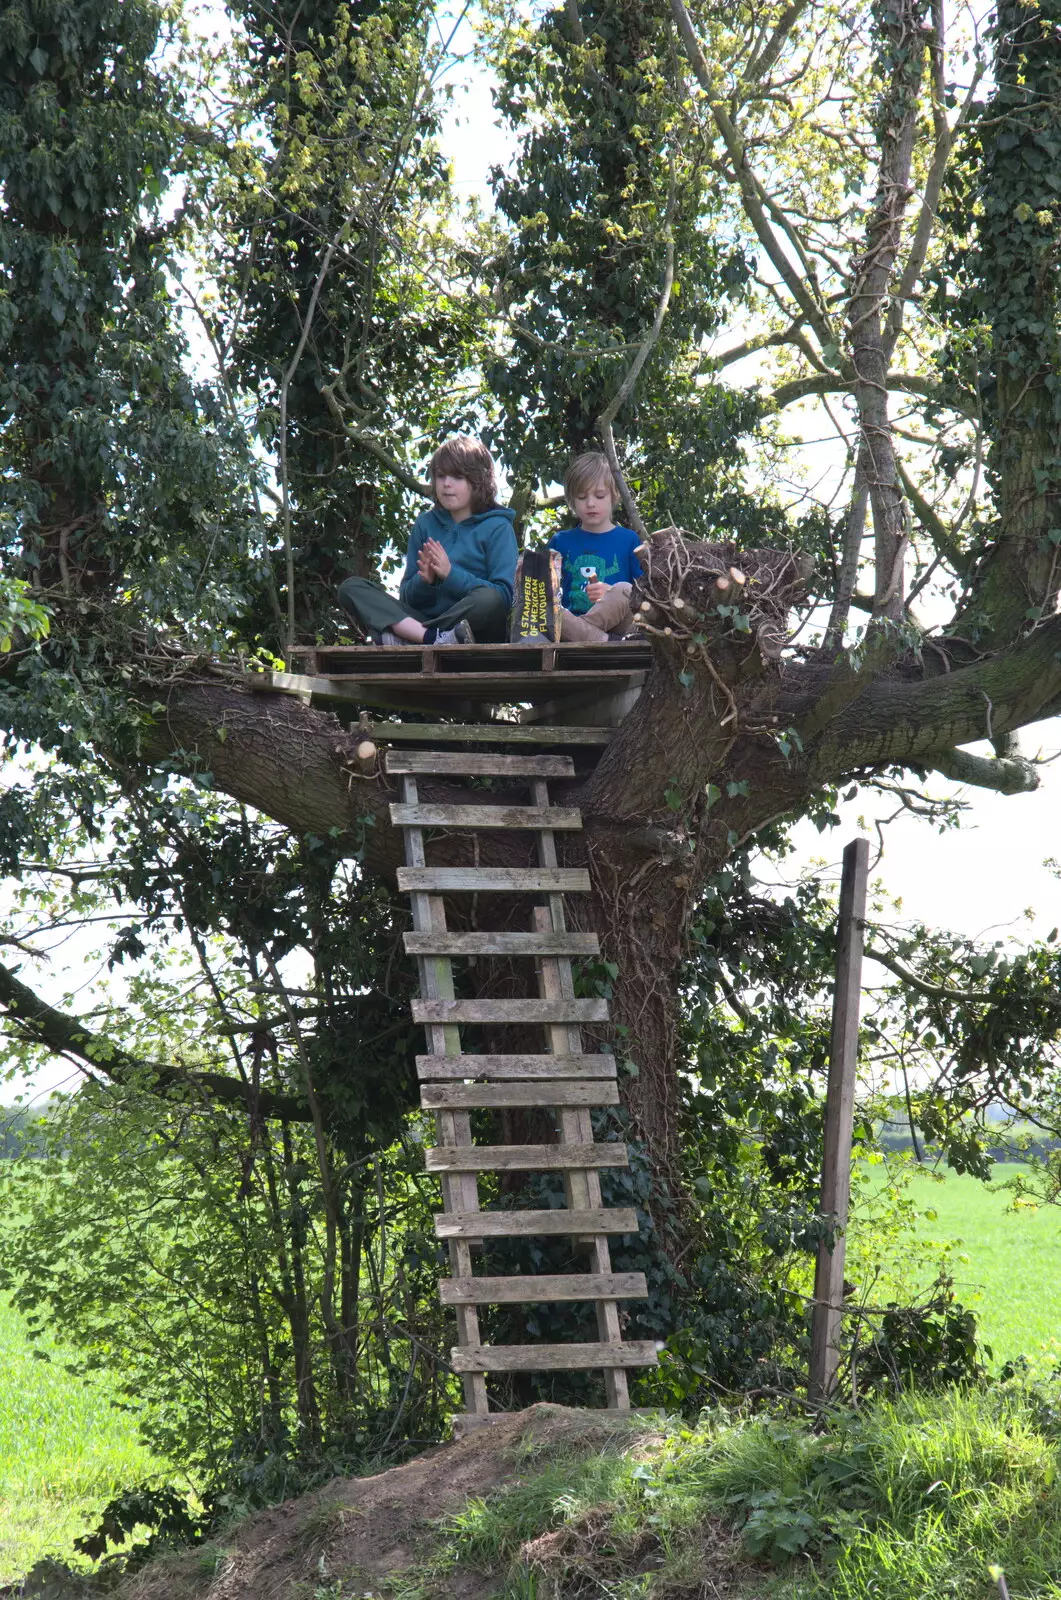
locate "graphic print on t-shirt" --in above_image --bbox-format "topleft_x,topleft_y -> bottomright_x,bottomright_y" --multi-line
569,552 -> 620,613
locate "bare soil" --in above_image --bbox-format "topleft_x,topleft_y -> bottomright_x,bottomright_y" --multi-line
120,1404 -> 686,1600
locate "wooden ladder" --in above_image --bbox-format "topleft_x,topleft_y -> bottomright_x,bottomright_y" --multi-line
388,747 -> 658,1431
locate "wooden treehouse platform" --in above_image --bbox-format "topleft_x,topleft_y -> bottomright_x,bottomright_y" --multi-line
264,638 -> 651,728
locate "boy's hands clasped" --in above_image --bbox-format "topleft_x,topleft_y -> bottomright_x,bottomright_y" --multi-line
417,537 -> 451,584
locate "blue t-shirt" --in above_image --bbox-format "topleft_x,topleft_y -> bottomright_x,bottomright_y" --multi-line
548,525 -> 644,614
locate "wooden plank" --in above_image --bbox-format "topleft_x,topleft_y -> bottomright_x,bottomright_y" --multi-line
386,751 -> 576,776
264,675 -> 633,720
398,867 -> 591,894
412,997 -> 609,1025
370,721 -> 613,747
529,899 -> 600,1242
420,1081 -> 619,1110
402,806 -> 490,1420
320,641 -> 651,666
528,890 -> 628,1409
441,1272 -> 648,1305
810,837 -> 870,1404
434,1207 -> 639,1239
398,772 -> 489,1420
405,931 -> 600,957
451,1341 -> 659,1372
258,670 -> 334,698
521,683 -> 645,728
390,804 -> 582,831
425,1142 -> 629,1173
417,1053 -> 617,1080
307,671 -> 645,693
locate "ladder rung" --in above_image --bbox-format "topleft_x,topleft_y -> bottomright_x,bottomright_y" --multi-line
417,1053 -> 617,1080
434,1207 -> 638,1239
421,1081 -> 619,1109
426,1142 -> 628,1173
398,867 -> 591,893
405,931 -> 600,957
386,751 -> 575,776
412,997 -> 608,1025
377,724 -> 612,748
390,803 -> 582,831
441,1272 -> 648,1305
451,1341 -> 659,1372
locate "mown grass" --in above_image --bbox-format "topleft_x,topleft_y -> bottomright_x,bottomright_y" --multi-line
399,1386 -> 1061,1599
906,1164 -> 1061,1372
0,1295 -> 162,1584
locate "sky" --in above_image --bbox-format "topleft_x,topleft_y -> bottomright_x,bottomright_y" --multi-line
4,2 -> 1061,1103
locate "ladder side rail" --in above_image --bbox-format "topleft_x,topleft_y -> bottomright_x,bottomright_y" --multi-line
533,781 -> 630,1409
400,775 -> 489,1420
531,809 -> 630,1413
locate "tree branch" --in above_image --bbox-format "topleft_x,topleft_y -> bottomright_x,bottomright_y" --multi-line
0,958 -> 310,1121
884,6 -> 985,364
279,205 -> 362,651
320,386 -> 433,496
865,944 -> 990,1003
927,744 -> 1039,794
771,370 -> 974,415
564,0 -> 586,45
823,471 -> 869,652
895,458 -> 968,572
708,315 -> 814,370
600,423 -> 649,538
669,0 -> 836,353
743,0 -> 814,85
594,152 -> 679,538
800,614 -> 1061,783
598,202 -> 676,427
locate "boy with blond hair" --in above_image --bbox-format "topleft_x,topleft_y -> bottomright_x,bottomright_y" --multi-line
548,452 -> 643,642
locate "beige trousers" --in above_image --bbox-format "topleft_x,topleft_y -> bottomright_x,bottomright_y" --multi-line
559,582 -> 634,643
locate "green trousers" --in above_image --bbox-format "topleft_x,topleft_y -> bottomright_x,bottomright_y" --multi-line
337,577 -> 510,642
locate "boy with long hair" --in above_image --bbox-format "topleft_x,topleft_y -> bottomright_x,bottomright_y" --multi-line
338,438 -> 517,644
548,452 -> 643,642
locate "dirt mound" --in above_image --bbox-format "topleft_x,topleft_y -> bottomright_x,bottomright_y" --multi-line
122,1405 -> 662,1600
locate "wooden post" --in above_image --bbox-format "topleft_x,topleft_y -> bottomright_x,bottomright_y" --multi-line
809,836 -> 869,1404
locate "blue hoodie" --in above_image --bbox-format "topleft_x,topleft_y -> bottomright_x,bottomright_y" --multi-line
399,504 -> 518,621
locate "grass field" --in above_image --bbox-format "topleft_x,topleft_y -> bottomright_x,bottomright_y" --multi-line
895,1163 -> 1061,1373
0,1295 -> 163,1584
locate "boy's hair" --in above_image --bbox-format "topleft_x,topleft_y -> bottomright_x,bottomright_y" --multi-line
429,437 -> 498,514
563,451 -> 618,508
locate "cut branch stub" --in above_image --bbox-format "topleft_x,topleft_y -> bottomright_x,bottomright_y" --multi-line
631,528 -> 814,661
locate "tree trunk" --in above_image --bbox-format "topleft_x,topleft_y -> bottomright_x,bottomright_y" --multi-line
589,890 -> 686,1201
848,0 -> 932,619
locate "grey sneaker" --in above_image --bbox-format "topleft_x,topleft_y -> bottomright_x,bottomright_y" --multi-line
434,620 -> 475,645
378,628 -> 406,646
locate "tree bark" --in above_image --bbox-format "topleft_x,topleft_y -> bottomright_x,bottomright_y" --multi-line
848,0 -> 932,620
